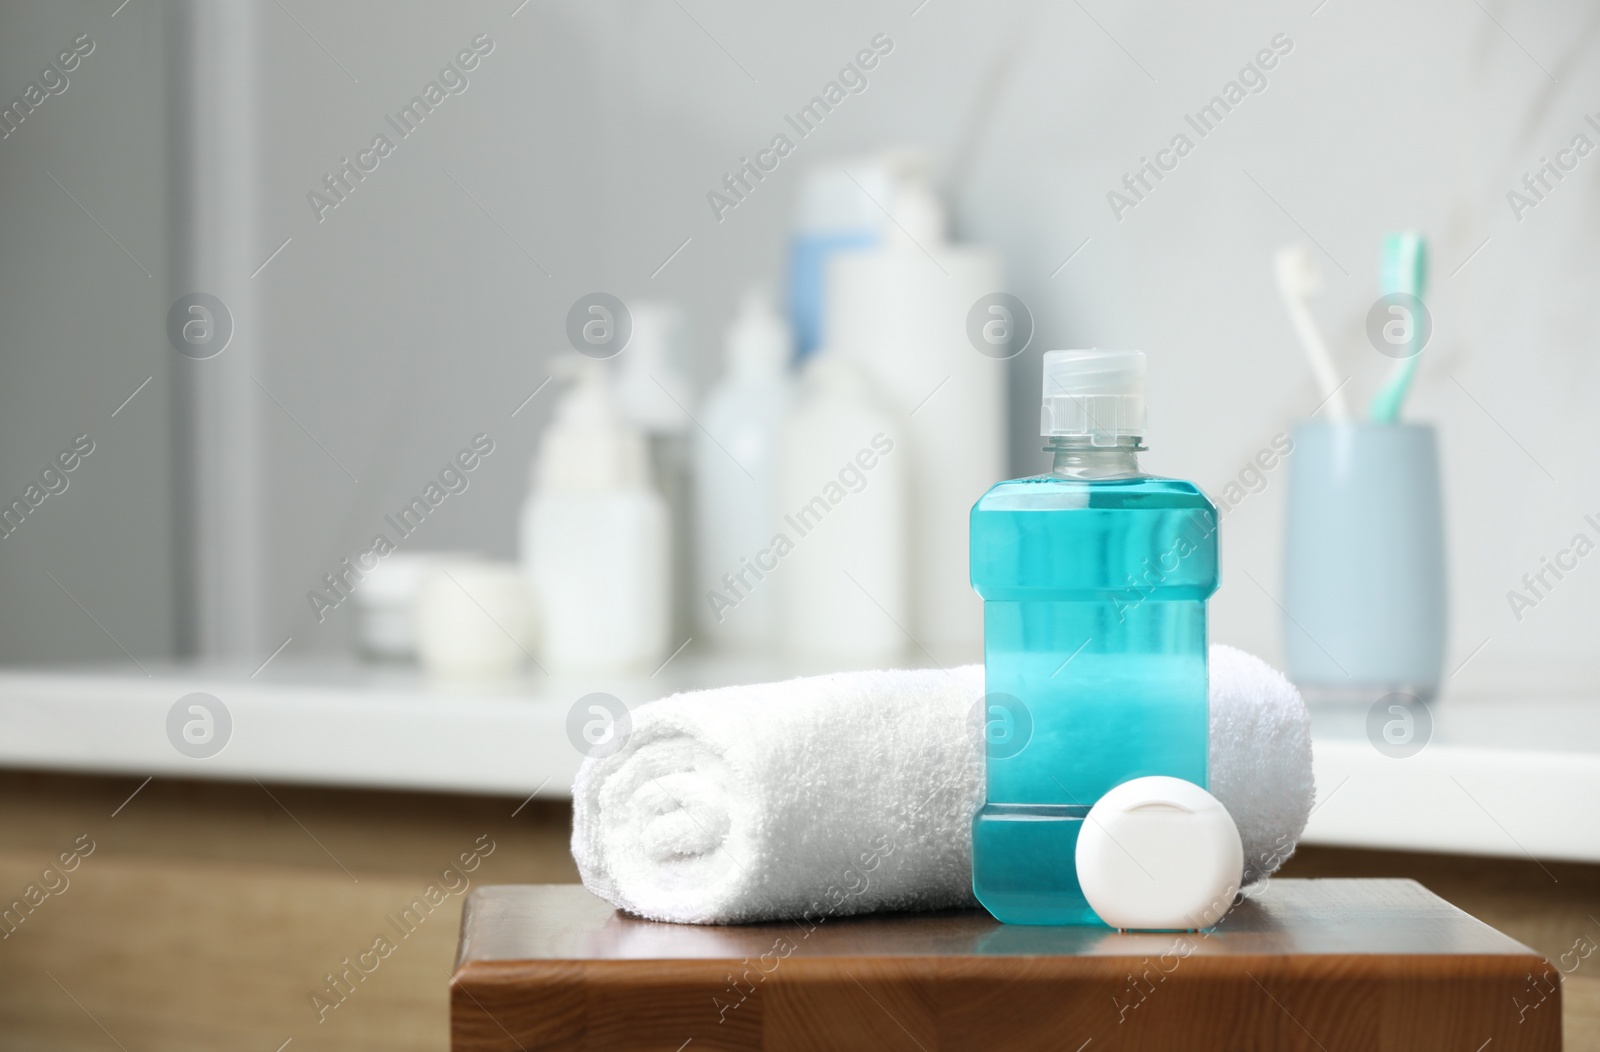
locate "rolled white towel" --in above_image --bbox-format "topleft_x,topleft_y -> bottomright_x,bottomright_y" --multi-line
1211,644 -> 1316,886
571,644 -> 1312,925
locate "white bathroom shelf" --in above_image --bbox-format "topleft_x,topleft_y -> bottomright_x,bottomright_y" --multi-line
1299,694 -> 1600,864
0,656 -> 800,801
0,661 -> 1596,864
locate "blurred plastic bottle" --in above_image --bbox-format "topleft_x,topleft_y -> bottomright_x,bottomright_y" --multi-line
614,302 -> 695,647
521,359 -> 669,674
787,154 -> 921,361
694,290 -> 793,651
776,353 -> 908,665
826,169 -> 1004,665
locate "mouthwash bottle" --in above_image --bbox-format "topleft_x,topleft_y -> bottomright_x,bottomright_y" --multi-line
970,350 -> 1218,925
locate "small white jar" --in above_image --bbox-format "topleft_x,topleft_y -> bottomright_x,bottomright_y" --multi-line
414,559 -> 536,681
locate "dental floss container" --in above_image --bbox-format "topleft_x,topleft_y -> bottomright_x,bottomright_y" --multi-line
1075,776 -> 1244,931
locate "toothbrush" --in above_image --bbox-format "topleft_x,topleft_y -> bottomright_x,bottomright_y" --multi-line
1274,244 -> 1349,420
1368,231 -> 1428,423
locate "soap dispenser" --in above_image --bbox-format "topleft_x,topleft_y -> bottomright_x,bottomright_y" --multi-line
520,357 -> 670,675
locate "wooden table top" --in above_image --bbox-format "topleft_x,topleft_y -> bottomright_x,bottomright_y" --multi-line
456,878 -> 1535,963
451,880 -> 1560,1051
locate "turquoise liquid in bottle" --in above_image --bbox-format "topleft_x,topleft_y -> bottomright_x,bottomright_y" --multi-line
969,351 -> 1218,925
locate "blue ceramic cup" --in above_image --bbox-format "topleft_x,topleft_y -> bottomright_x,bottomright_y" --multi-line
1282,421 -> 1447,702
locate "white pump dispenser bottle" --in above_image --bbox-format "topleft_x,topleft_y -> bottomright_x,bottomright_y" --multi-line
520,359 -> 670,674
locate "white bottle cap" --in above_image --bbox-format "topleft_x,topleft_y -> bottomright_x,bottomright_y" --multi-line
1075,776 -> 1244,931
614,301 -> 693,434
538,360 -> 650,492
726,289 -> 791,376
795,148 -> 931,235
1040,349 -> 1147,444
886,175 -> 945,249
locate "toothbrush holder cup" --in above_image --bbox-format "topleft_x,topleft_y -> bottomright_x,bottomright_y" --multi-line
1282,420 -> 1447,703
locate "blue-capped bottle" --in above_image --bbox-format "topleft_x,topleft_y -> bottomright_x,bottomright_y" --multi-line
969,350 -> 1219,925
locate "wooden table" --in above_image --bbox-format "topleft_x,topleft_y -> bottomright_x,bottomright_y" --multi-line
450,880 -> 1560,1051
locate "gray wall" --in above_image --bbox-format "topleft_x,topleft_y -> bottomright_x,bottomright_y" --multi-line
0,2 -> 176,665
2,0 -> 1598,695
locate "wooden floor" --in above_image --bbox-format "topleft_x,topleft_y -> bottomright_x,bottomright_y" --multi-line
0,769 -> 1595,1051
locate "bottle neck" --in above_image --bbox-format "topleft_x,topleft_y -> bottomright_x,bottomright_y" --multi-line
1045,436 -> 1146,479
